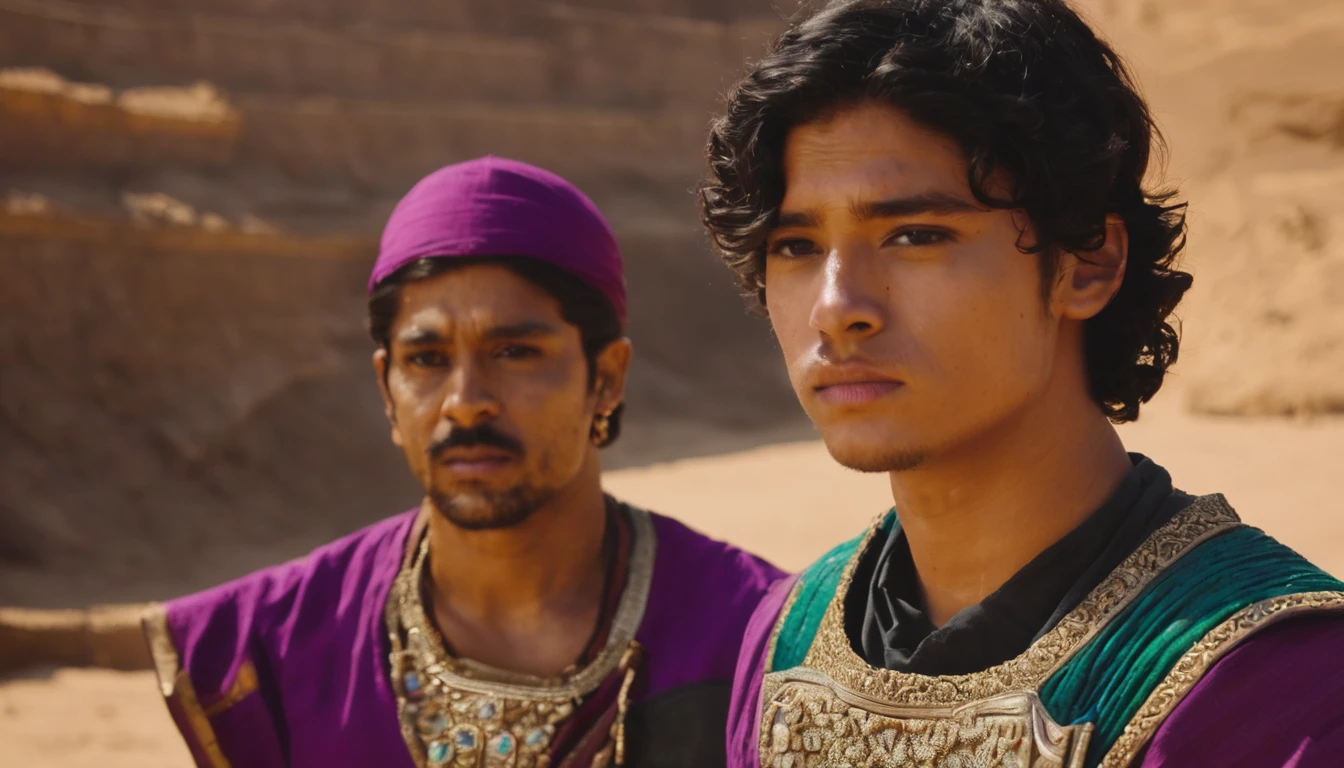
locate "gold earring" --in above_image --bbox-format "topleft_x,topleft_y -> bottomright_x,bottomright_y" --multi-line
591,411 -> 612,446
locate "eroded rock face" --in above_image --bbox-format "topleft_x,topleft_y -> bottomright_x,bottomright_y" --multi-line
0,2 -> 806,606
1076,0 -> 1344,417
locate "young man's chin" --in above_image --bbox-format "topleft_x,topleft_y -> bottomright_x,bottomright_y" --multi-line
822,432 -> 930,474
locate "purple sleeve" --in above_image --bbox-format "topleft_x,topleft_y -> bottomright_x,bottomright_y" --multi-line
150,561 -> 305,768
727,574 -> 799,768
1135,615 -> 1344,767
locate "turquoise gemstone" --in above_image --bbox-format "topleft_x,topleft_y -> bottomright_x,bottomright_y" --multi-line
524,728 -> 547,747
426,740 -> 452,765
477,701 -> 498,719
488,732 -> 515,755
453,729 -> 477,749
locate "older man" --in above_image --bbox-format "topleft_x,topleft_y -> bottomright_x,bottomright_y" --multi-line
144,156 -> 783,768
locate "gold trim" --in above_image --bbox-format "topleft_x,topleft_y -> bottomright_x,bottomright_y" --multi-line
763,575 -> 803,673
801,494 -> 1242,706
201,660 -> 259,717
1099,590 -> 1344,767
143,603 -> 181,698
141,603 -> 233,768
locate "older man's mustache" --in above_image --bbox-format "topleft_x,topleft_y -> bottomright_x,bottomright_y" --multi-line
428,424 -> 524,460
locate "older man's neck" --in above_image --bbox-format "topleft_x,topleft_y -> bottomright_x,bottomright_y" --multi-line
423,459 -> 611,674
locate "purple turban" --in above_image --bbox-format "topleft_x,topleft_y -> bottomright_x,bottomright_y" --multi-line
370,156 -> 627,321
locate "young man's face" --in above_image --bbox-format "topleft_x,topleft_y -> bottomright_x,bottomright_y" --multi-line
374,264 -> 626,529
764,102 -> 1069,473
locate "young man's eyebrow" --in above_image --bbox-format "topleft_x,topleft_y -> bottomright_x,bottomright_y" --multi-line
849,191 -> 986,220
773,191 -> 984,230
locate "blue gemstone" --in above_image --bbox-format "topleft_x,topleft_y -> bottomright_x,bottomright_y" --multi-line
403,671 -> 422,693
454,729 -> 477,749
427,740 -> 452,764
478,701 -> 498,718
525,728 -> 547,747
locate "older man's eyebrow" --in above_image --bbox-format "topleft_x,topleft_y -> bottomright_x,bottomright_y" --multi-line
480,321 -> 562,342
396,328 -> 448,346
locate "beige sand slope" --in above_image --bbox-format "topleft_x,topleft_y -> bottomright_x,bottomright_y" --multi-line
4,387 -> 1342,767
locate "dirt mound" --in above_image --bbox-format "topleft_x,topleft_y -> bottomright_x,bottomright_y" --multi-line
1077,0 -> 1344,416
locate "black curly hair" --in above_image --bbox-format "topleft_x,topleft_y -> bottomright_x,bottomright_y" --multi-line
700,0 -> 1192,423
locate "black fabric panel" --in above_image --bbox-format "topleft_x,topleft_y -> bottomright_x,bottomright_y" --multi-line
625,680 -> 731,767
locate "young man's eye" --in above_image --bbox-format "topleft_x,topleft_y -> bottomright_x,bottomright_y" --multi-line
768,238 -> 821,259
496,345 -> 540,360
887,228 -> 952,247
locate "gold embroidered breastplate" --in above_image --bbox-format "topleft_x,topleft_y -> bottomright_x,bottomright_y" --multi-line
386,507 -> 655,768
756,495 -> 1311,768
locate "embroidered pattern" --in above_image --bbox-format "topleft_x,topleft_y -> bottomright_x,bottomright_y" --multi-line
1099,590 -> 1344,767
762,673 -> 1092,768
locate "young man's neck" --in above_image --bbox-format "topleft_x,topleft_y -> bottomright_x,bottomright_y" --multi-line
889,374 -> 1132,629
424,455 -> 610,676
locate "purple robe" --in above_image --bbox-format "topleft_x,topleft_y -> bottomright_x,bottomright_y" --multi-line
146,507 -> 785,767
726,577 -> 1344,767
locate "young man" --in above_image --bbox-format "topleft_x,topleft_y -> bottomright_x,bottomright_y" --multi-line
143,156 -> 783,768
700,1 -> 1344,766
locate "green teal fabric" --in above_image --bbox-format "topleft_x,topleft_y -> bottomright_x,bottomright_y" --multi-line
1040,525 -> 1344,765
769,512 -> 896,672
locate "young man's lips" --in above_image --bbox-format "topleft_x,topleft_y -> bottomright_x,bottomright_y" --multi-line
814,380 -> 904,404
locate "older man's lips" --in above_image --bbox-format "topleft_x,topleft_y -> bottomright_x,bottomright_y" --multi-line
815,380 -> 904,404
439,450 -> 517,478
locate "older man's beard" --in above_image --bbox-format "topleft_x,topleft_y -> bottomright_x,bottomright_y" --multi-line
423,423 -> 561,530
428,482 -> 558,531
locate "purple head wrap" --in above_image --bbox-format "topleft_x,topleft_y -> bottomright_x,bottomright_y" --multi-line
369,156 -> 626,320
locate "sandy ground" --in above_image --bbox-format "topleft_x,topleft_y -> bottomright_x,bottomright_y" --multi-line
4,385 -> 1341,767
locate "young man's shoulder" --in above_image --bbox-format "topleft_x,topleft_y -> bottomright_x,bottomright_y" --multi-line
1137,612 -> 1344,766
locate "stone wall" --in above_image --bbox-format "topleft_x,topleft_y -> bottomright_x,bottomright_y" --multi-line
0,0 -> 805,606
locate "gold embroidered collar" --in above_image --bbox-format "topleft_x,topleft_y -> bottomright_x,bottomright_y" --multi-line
385,505 -> 656,768
796,494 -> 1242,706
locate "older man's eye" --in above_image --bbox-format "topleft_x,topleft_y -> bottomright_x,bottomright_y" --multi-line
768,238 -> 820,259
406,351 -> 449,367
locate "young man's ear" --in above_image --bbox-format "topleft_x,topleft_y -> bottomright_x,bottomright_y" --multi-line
372,348 -> 404,447
1054,214 -> 1128,321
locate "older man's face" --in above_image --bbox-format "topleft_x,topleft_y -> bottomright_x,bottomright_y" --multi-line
375,264 -> 601,529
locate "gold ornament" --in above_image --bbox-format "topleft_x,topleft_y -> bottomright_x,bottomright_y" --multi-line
590,412 -> 612,446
